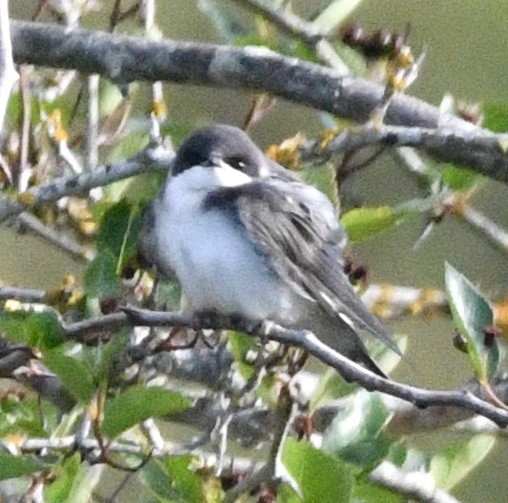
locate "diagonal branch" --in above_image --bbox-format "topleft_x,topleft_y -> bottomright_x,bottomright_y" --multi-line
0,141 -> 173,222
9,20 -> 508,183
60,307 -> 508,427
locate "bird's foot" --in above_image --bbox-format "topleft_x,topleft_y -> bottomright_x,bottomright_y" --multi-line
191,309 -> 223,330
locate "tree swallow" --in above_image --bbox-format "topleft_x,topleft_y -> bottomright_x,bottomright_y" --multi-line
141,124 -> 399,377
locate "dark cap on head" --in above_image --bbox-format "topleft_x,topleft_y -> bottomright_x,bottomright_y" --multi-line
172,124 -> 269,177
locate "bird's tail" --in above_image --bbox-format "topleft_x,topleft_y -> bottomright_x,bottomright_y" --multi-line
302,307 -> 389,378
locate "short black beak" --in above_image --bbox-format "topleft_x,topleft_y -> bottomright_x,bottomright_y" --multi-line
203,153 -> 223,168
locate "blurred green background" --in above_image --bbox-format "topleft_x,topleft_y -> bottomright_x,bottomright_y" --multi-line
3,1 -> 508,502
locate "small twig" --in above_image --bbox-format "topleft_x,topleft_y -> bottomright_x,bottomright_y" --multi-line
224,385 -> 299,502
301,124 -> 508,174
17,212 -> 94,261
140,0 -> 166,141
86,74 -> 100,172
212,393 -> 233,476
141,418 -> 165,451
453,415 -> 508,436
3,435 -> 263,475
235,0 -> 349,73
0,142 -> 174,222
106,473 -> 133,503
18,66 -> 31,189
0,285 -> 46,302
459,204 -> 508,253
370,461 -> 460,503
397,144 -> 508,254
57,139 -> 83,175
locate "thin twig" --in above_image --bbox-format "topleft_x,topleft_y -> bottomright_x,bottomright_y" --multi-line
370,461 -> 460,503
397,143 -> 508,254
17,212 -> 94,261
0,141 -> 174,222
459,204 -> 508,253
0,285 -> 46,302
235,0 -> 349,73
86,74 -> 100,172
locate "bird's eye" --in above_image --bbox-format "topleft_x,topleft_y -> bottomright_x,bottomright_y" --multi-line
225,156 -> 247,171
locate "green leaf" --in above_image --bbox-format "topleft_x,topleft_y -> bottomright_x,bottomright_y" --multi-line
155,279 -> 183,311
98,79 -> 124,118
341,206 -> 405,242
368,335 -> 407,376
441,164 -> 483,191
140,457 -> 202,503
445,263 -> 499,380
228,331 -> 258,380
0,396 -> 48,438
301,166 -> 338,207
483,101 -> 508,133
198,0 -> 246,43
123,172 -> 165,205
280,438 -> 353,503
102,387 -> 190,438
45,453 -> 99,503
96,200 -> 142,268
309,368 -> 356,412
93,333 -> 129,386
0,311 -> 64,350
429,434 -> 495,490
323,391 -> 392,468
312,0 -> 363,33
107,131 -> 150,164
43,349 -> 96,403
333,44 -> 368,76
0,453 -> 46,481
353,473 -> 402,503
83,251 -> 121,298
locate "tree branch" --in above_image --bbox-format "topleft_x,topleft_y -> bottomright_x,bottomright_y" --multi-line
234,0 -> 349,73
0,141 -> 173,222
9,20 -> 508,183
370,461 -> 460,503
61,308 -> 508,427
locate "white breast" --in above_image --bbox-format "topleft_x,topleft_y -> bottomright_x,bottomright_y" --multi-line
154,166 -> 296,322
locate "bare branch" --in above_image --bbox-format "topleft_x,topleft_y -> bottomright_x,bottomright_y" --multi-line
300,123 -> 508,184
61,308 -> 508,427
9,20 -> 508,183
17,212 -> 94,261
0,141 -> 174,222
0,285 -> 46,302
460,204 -> 508,252
371,461 -> 460,503
234,0 -> 349,73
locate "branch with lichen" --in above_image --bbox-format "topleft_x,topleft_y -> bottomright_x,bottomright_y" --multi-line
9,20 -> 508,184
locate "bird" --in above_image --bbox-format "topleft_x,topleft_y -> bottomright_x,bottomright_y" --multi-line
140,124 -> 400,377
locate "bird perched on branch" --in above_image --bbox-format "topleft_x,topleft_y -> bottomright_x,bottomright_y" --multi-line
140,124 -> 399,377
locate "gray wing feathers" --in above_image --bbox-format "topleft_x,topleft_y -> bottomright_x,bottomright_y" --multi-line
204,180 -> 400,355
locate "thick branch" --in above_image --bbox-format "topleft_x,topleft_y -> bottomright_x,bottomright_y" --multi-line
9,20 -> 508,183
